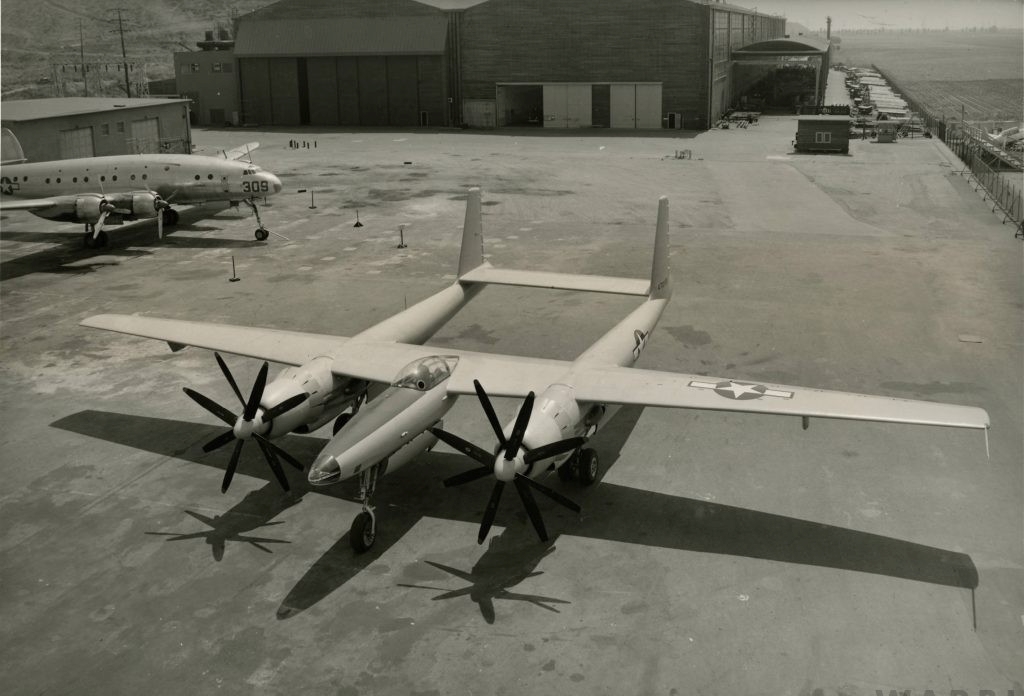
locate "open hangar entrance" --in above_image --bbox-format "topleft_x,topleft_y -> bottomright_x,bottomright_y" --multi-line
730,39 -> 831,113
495,83 -> 663,129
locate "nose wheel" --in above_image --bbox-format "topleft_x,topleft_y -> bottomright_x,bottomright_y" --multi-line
350,460 -> 386,553
243,198 -> 271,242
255,227 -> 269,241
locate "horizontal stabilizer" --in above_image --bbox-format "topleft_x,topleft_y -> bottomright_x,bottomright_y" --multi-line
459,265 -> 650,296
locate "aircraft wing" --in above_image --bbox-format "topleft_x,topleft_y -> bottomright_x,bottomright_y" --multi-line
0,197 -> 58,212
221,142 -> 259,161
566,365 -> 990,430
81,314 -> 347,366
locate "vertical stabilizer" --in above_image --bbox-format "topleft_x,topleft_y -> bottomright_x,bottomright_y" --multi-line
457,187 -> 485,278
649,196 -> 671,300
1,128 -> 27,165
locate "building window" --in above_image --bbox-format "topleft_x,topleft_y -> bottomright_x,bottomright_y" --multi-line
190,63 -> 200,73
815,132 -> 832,144
212,63 -> 222,72
100,124 -> 110,136
116,122 -> 125,133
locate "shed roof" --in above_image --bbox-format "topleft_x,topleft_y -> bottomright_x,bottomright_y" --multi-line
234,16 -> 448,56
0,97 -> 190,122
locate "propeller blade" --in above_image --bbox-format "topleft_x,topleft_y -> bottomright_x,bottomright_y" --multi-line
215,352 -> 246,407
203,429 -> 237,453
514,477 -> 548,541
157,210 -> 163,239
254,434 -> 304,472
222,439 -> 245,493
430,427 -> 494,467
261,392 -> 309,422
243,362 -> 269,421
256,439 -> 290,492
473,380 -> 506,448
93,210 -> 110,238
504,391 -> 535,460
524,436 -> 586,464
443,466 -> 493,488
183,387 -> 236,426
517,473 -> 581,513
478,481 -> 505,544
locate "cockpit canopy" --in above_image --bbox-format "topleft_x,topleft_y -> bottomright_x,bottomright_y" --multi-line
392,355 -> 458,391
242,166 -> 263,175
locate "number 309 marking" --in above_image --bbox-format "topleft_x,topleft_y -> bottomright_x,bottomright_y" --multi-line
242,180 -> 269,193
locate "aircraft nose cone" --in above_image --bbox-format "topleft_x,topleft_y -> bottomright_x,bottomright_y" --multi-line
308,453 -> 341,486
269,175 -> 282,194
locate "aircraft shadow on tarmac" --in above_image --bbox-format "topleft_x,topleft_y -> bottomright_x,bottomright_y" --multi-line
52,407 -> 979,622
0,210 -> 263,281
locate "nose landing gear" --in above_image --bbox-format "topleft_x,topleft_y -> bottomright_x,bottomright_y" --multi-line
243,198 -> 271,241
350,460 -> 387,553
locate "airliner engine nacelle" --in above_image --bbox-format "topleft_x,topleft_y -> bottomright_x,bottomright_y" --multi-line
73,195 -> 111,223
107,191 -> 163,218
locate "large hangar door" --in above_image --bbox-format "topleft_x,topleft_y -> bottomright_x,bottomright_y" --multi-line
610,85 -> 636,128
129,118 -> 159,153
543,84 -> 568,128
358,57 -> 389,125
269,59 -> 301,125
60,127 -> 94,158
635,84 -> 662,128
307,58 -> 339,125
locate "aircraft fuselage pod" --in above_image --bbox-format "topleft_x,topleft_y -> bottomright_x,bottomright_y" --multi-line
308,356 -> 460,486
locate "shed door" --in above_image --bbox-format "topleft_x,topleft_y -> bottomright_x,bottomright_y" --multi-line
543,84 -> 568,128
610,85 -> 636,128
130,118 -> 160,153
59,127 -> 94,158
635,84 -> 662,128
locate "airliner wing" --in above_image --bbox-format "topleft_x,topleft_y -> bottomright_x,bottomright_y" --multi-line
0,198 -> 58,212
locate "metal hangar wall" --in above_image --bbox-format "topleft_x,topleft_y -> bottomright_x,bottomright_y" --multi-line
232,0 -> 786,130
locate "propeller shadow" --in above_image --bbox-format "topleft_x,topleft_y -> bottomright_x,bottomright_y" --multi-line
147,486 -> 302,561
398,528 -> 569,624
51,408 -> 978,621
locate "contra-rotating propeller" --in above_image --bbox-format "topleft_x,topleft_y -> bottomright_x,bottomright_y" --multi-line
184,352 -> 308,493
430,379 -> 584,544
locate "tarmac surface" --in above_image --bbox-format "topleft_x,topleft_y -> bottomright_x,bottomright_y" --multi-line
1,113 -> 1022,695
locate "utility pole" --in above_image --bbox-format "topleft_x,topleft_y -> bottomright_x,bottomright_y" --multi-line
79,20 -> 88,97
114,8 -> 130,98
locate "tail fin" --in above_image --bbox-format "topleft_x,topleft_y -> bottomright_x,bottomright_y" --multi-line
648,196 -> 671,300
457,187 -> 485,278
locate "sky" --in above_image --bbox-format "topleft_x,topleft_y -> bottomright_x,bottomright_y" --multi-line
738,0 -> 1024,30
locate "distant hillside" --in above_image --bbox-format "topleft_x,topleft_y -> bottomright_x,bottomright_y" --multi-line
1,0 -> 267,98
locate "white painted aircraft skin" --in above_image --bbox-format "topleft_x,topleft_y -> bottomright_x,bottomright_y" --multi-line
82,188 -> 991,550
0,131 -> 282,245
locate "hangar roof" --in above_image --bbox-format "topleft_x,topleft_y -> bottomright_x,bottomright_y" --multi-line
733,37 -> 829,55
0,98 -> 191,122
234,16 -> 449,56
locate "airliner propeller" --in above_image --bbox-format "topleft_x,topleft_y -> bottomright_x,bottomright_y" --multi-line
431,380 -> 584,543
183,353 -> 308,493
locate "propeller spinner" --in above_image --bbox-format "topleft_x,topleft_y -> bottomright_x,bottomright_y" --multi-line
431,380 -> 584,544
184,353 -> 308,493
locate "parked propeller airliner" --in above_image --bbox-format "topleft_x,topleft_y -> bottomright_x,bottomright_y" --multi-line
82,188 -> 990,553
0,128 -> 282,248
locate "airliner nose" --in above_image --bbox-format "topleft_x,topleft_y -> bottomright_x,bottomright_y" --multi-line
308,453 -> 341,486
268,174 -> 282,194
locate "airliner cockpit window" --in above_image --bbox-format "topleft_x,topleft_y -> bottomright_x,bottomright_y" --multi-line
392,356 -> 459,391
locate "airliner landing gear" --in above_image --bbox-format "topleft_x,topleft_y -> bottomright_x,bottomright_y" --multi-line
82,225 -> 108,249
161,208 -> 179,226
350,460 -> 386,553
243,198 -> 270,241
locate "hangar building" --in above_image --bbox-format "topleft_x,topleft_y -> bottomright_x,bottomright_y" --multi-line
0,98 -> 192,162
225,0 -> 796,130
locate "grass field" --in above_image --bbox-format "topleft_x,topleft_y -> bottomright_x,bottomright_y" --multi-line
835,30 -> 1024,122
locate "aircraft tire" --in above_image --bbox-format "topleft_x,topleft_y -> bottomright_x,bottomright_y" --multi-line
349,512 -> 376,553
255,228 -> 269,241
96,230 -> 109,248
332,413 -> 352,435
578,448 -> 599,486
162,209 -> 179,226
556,454 -> 576,482
83,232 -> 95,249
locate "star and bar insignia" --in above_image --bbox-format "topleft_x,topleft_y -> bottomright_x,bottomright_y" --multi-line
688,380 -> 794,401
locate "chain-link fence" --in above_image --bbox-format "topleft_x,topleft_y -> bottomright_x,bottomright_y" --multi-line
873,66 -> 1022,238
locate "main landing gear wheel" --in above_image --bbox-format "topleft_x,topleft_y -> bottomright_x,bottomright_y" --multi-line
577,448 -> 599,486
83,228 -> 108,249
255,228 -> 269,241
161,208 -> 179,226
350,511 -> 376,553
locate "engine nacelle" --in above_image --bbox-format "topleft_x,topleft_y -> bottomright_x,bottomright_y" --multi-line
262,357 -> 365,436
73,195 -> 106,223
107,191 -> 161,218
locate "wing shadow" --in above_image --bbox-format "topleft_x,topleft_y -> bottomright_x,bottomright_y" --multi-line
51,408 -> 978,620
